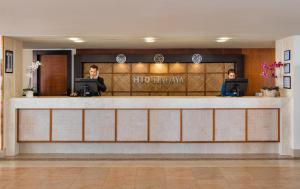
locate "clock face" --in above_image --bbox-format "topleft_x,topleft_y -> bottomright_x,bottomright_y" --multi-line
116,54 -> 126,63
192,54 -> 203,64
154,54 -> 164,63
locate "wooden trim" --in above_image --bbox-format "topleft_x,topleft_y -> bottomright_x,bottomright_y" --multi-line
49,109 -> 52,142
82,109 -> 85,142
115,109 -> 118,142
278,108 -> 280,142
180,109 -> 183,142
204,64 -> 207,96
245,109 -> 248,141
50,140 -> 84,143
17,109 -> 20,142
147,109 -> 150,142
16,108 -> 279,110
18,140 -> 280,143
212,109 -> 215,141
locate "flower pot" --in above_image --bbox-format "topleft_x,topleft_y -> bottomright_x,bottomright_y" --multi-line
25,90 -> 34,97
260,89 -> 278,97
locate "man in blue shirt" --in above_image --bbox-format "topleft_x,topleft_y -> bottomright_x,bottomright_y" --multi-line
221,69 -> 236,96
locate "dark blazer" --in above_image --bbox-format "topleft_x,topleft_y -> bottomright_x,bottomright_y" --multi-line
86,76 -> 107,96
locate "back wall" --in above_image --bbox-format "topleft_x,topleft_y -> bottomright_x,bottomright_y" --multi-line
77,48 -> 275,96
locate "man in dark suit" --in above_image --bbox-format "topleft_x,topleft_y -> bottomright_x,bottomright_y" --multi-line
87,65 -> 107,96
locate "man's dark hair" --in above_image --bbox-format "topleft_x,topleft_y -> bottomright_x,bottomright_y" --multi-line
227,69 -> 236,75
89,65 -> 98,70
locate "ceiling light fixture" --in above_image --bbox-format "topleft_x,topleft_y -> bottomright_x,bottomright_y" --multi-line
73,39 -> 85,43
68,37 -> 80,41
216,37 -> 231,43
69,37 -> 84,43
144,37 -> 156,43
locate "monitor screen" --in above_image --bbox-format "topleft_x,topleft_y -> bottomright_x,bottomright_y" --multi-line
74,78 -> 100,96
224,78 -> 248,97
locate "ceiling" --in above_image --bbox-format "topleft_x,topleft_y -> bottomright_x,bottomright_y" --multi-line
1,0 -> 300,49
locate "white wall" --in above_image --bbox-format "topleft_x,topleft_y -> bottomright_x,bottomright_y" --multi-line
3,37 -> 23,153
0,36 -> 3,152
276,36 -> 300,156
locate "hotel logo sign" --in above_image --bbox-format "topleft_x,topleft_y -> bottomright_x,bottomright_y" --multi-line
133,76 -> 184,85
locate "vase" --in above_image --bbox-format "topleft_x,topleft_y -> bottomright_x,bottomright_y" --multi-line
260,89 -> 278,97
25,90 -> 34,98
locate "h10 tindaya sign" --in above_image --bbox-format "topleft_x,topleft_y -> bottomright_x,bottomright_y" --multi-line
132,76 -> 184,85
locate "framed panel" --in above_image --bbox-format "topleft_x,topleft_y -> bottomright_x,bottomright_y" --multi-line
52,110 -> 82,141
215,109 -> 245,141
18,110 -> 50,141
247,109 -> 278,141
85,110 -> 115,141
182,110 -> 213,141
117,110 -> 148,141
150,110 -> 180,141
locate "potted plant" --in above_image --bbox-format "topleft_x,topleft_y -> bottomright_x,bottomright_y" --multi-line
260,62 -> 283,97
23,61 -> 42,97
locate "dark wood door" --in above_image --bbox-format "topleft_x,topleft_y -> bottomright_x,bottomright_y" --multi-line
39,55 -> 68,96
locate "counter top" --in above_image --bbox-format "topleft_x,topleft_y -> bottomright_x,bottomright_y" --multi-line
11,96 -> 283,109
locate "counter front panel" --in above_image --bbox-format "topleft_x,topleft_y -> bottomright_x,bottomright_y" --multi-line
17,108 -> 280,143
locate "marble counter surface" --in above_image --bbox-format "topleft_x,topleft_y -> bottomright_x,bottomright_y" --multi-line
11,96 -> 283,109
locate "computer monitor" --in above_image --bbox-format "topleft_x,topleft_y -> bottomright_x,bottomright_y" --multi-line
224,78 -> 248,97
74,78 -> 100,96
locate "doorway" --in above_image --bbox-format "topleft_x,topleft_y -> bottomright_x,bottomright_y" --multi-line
33,50 -> 72,96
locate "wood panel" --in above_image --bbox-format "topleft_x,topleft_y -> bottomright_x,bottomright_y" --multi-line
83,63 -> 233,96
34,50 -> 72,96
242,49 -> 275,96
76,48 -> 274,96
39,55 -> 68,96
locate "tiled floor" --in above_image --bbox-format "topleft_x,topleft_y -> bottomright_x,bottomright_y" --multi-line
0,159 -> 300,189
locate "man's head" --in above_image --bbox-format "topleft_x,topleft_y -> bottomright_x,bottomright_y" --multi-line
89,65 -> 99,78
227,69 -> 236,79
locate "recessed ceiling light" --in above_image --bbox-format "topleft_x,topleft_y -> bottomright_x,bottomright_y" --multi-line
144,37 -> 156,43
68,37 -> 80,41
216,37 -> 231,43
74,39 -> 84,43
68,37 -> 85,43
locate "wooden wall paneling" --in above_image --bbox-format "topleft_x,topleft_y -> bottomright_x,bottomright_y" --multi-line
242,49 -> 275,95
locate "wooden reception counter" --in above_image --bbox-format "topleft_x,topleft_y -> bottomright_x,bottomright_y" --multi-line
6,96 -> 283,156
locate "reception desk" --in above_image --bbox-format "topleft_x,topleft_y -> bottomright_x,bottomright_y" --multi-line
6,97 -> 283,156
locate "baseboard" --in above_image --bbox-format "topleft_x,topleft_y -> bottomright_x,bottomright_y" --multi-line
293,149 -> 300,157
